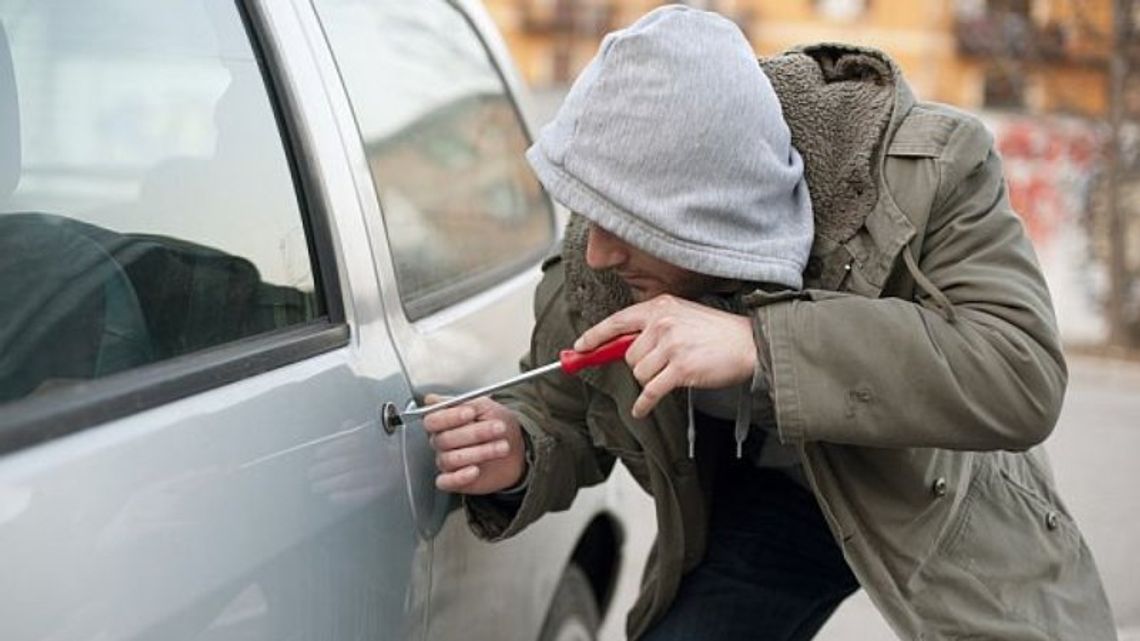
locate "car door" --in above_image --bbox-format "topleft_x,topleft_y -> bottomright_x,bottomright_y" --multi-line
0,1 -> 427,640
300,3 -> 621,639
304,0 -> 557,538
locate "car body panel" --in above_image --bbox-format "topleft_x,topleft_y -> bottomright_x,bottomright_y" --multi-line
0,348 -> 426,640
0,1 -> 636,640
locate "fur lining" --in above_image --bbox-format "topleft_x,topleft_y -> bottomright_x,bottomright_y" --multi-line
563,215 -> 633,327
760,45 -> 896,244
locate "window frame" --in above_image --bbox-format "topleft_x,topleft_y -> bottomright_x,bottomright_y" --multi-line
313,0 -> 557,323
0,0 -> 349,456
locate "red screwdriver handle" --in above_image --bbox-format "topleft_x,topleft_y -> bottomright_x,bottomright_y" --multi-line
559,334 -> 637,376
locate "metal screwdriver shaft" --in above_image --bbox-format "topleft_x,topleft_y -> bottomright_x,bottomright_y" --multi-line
401,334 -> 636,419
400,361 -> 561,419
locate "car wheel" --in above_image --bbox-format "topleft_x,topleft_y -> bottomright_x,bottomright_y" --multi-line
538,563 -> 600,641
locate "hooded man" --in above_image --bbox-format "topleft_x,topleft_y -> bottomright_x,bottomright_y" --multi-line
424,5 -> 1116,640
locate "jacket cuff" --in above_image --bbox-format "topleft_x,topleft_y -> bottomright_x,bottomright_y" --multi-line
750,314 -> 773,396
747,295 -> 808,444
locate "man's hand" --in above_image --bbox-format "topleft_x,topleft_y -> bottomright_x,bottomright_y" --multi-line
422,394 -> 527,494
575,295 -> 757,418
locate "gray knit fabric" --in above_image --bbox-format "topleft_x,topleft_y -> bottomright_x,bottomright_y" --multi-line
526,4 -> 813,289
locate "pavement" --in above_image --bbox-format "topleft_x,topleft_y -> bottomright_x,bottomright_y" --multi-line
599,353 -> 1140,640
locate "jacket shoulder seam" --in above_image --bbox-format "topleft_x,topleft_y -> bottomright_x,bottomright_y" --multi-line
931,113 -> 994,212
887,104 -> 967,158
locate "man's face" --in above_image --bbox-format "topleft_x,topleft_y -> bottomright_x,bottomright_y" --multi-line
584,222 -> 723,302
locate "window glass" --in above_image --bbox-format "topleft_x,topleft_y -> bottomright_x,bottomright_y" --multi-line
0,0 -> 321,405
312,0 -> 555,320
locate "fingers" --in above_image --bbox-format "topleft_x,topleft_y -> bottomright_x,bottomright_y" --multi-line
435,439 -> 512,473
424,402 -> 513,473
632,364 -> 684,419
418,394 -> 524,494
422,402 -> 478,434
436,465 -> 480,492
575,315 -> 639,351
430,419 -> 507,451
421,394 -> 503,429
630,342 -> 668,387
575,297 -> 671,351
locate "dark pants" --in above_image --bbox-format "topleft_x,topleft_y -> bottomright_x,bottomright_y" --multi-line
641,450 -> 859,641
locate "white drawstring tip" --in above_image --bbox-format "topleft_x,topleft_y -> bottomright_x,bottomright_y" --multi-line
686,387 -> 696,459
734,380 -> 752,460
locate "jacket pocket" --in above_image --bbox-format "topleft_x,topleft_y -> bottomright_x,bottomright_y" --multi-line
911,457 -> 1082,640
939,457 -> 1079,563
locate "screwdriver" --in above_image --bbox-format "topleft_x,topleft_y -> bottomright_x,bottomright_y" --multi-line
400,334 -> 637,420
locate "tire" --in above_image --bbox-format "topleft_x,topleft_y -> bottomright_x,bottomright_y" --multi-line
538,563 -> 600,641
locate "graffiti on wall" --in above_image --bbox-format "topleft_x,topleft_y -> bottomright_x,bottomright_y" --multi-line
983,113 -> 1108,342
990,115 -> 1104,246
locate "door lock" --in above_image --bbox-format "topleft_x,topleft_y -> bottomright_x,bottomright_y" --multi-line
381,402 -> 403,434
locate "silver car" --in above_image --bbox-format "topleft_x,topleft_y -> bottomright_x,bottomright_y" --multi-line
0,1 -> 640,639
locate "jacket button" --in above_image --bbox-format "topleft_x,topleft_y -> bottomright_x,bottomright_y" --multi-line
931,477 -> 948,497
1045,511 -> 1060,531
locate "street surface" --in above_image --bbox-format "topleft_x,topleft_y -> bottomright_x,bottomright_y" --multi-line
599,354 -> 1140,641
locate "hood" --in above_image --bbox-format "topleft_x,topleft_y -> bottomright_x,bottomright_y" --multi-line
528,5 -> 814,290
564,43 -> 910,327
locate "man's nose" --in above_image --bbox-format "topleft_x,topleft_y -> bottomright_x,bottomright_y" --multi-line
585,223 -> 627,270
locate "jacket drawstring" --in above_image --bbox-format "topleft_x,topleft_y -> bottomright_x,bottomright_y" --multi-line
685,383 -> 752,459
734,379 -> 752,458
686,387 -> 696,458
902,249 -> 957,323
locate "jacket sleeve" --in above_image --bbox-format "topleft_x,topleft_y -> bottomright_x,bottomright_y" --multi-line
753,117 -> 1068,451
464,261 -> 616,541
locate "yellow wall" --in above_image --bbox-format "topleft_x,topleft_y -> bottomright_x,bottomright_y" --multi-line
1041,65 -> 1110,115
485,0 -> 1111,117
1047,0 -> 1113,61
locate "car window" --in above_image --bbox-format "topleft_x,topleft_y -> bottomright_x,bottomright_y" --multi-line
0,1 -> 322,405
311,0 -> 555,321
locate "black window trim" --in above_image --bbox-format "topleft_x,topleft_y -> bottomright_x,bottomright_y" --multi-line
243,0 -> 345,326
0,0 -> 350,456
0,322 -> 350,456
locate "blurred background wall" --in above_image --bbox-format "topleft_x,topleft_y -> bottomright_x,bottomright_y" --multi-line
485,0 -> 1140,352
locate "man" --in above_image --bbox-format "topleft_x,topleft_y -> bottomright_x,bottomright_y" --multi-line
424,5 -> 1116,640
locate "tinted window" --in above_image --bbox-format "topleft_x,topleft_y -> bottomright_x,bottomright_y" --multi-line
0,1 -> 321,405
312,0 -> 554,320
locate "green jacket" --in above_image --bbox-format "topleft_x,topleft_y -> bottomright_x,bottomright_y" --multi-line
467,44 -> 1116,640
